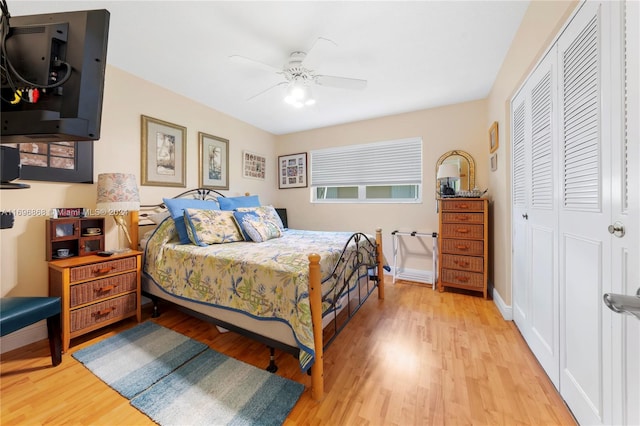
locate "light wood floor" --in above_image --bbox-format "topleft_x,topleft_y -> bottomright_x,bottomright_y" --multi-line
1,280 -> 576,425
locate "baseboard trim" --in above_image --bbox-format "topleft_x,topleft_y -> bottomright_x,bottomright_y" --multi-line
492,287 -> 513,320
0,321 -> 47,354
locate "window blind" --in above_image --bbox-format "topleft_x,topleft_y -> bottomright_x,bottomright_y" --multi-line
310,137 -> 422,186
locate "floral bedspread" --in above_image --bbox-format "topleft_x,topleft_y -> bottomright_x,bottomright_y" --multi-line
143,218 -> 377,370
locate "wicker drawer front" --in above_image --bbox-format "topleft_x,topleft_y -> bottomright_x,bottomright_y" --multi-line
70,271 -> 138,307
70,293 -> 137,333
70,257 -> 137,283
441,239 -> 484,256
441,200 -> 485,212
442,212 -> 484,224
441,254 -> 484,273
441,224 -> 484,239
441,269 -> 484,289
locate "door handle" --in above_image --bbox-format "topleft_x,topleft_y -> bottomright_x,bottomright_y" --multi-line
607,222 -> 625,237
522,213 -> 528,220
603,288 -> 640,319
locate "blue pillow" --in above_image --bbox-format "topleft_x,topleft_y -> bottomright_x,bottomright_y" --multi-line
163,198 -> 219,244
218,195 -> 260,211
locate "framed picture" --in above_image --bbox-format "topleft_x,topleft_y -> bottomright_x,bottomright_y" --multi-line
141,115 -> 186,187
278,152 -> 308,189
489,121 -> 499,153
490,152 -> 498,171
11,141 -> 93,183
198,132 -> 229,190
242,150 -> 266,180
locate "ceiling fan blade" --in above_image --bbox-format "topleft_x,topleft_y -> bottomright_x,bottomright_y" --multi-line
315,75 -> 367,90
246,81 -> 287,101
302,36 -> 337,65
229,55 -> 281,74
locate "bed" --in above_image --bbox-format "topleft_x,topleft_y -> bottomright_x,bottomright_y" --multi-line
132,189 -> 385,400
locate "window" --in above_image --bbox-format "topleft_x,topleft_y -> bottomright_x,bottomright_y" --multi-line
310,137 -> 422,203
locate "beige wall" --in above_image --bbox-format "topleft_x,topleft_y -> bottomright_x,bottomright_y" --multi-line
0,66 -> 277,298
1,0 -> 580,310
276,100 -> 489,272
486,0 -> 578,307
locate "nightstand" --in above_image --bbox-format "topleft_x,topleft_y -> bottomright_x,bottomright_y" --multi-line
48,250 -> 142,352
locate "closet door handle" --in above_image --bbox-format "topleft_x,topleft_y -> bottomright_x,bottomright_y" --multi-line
607,222 -> 625,238
522,213 -> 528,220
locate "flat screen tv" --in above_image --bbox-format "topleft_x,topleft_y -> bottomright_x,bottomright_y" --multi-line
0,8 -> 110,143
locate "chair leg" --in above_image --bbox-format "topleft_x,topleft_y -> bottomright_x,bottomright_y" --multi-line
46,313 -> 62,366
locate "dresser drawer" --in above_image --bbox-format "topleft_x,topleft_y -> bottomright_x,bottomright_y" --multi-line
70,293 -> 137,333
441,269 -> 484,289
441,212 -> 484,224
440,199 -> 485,212
441,239 -> 484,256
70,257 -> 137,283
441,223 -> 484,239
441,254 -> 484,273
70,271 -> 138,307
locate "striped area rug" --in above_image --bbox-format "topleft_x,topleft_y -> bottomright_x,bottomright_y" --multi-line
73,321 -> 304,425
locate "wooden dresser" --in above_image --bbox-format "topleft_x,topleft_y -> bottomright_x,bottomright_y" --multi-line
438,198 -> 489,298
48,251 -> 142,351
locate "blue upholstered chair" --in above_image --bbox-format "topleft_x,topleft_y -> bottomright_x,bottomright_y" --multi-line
0,297 -> 62,366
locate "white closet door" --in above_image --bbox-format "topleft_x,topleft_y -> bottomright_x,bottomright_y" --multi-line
511,2 -> 636,424
511,92 -> 530,338
511,51 -> 559,387
610,2 -> 640,424
557,2 -> 615,423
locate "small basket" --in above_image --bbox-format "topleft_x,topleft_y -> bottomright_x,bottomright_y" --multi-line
456,189 -> 486,198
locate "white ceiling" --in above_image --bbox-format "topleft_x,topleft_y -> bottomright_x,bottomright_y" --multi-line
10,1 -> 530,135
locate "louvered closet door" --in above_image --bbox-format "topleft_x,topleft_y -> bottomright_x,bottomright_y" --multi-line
511,50 -> 560,387
557,2 -> 615,423
511,91 -> 530,340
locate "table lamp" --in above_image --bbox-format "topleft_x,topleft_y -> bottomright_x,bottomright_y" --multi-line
437,163 -> 460,196
96,173 -> 140,251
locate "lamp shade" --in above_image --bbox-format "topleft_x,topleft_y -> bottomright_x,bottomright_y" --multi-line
437,163 -> 460,180
96,173 -> 140,213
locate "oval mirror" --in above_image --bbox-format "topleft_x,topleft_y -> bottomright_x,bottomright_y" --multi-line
435,150 -> 475,197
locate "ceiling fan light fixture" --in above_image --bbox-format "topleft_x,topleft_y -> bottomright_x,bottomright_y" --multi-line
284,82 -> 315,107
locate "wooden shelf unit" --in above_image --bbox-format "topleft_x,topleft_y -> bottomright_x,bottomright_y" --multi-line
45,217 -> 105,261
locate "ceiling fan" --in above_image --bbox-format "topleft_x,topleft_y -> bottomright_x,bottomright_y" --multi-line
230,38 -> 367,107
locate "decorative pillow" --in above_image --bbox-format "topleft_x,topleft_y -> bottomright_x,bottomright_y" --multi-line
235,205 -> 285,231
163,198 -> 220,244
183,208 -> 243,245
233,212 -> 282,243
232,210 -> 260,241
218,195 -> 260,211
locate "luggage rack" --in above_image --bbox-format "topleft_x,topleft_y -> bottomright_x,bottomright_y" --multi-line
391,230 -> 438,289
